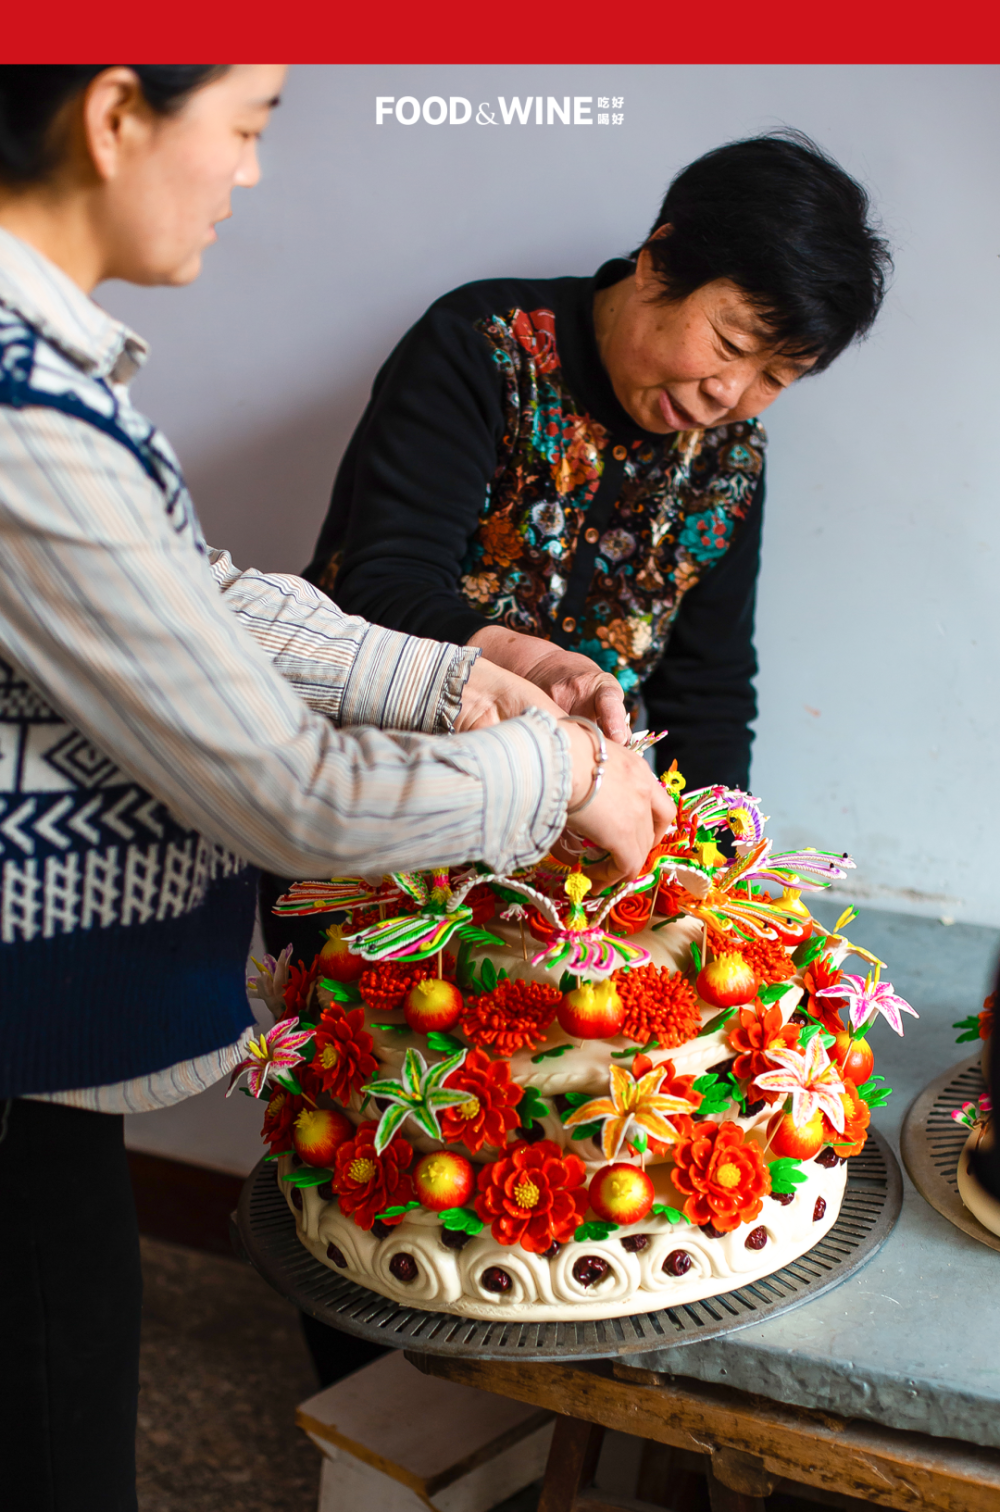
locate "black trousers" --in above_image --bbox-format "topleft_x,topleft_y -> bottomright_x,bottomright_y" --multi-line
0,1098 -> 142,1512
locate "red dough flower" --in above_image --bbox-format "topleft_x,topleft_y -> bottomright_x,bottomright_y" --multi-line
459,978 -> 560,1058
670,1120 -> 771,1232
820,1082 -> 871,1157
439,1049 -> 524,1152
282,957 -> 321,1020
475,1139 -> 589,1253
332,1121 -> 415,1230
731,936 -> 796,985
358,957 -> 455,1014
803,957 -> 847,1034
464,884 -> 498,926
981,994 -> 995,1041
728,1004 -> 800,1084
614,965 -> 702,1047
310,1006 -> 378,1103
607,891 -> 653,937
261,1086 -> 300,1154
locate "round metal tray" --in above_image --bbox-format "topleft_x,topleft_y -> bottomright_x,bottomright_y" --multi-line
235,1129 -> 901,1361
900,1053 -> 1000,1253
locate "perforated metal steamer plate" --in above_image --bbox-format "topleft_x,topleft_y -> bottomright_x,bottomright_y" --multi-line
901,1053 -> 1000,1252
235,1129 -> 901,1362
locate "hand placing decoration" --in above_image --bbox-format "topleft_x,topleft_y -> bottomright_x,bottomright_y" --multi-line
564,1062 -> 696,1160
226,1017 -> 313,1100
817,966 -> 918,1036
753,1037 -> 849,1133
361,1046 -> 471,1153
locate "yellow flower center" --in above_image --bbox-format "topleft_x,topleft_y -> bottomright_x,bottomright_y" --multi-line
457,1096 -> 481,1121
268,1091 -> 286,1115
348,1157 -> 377,1184
513,1178 -> 541,1210
715,1162 -> 742,1190
320,1045 -> 340,1070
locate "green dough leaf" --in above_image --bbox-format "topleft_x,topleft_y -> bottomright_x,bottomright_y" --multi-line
262,1152 -> 281,1162
559,971 -> 578,993
757,982 -> 793,1005
531,1043 -> 574,1063
569,1120 -> 603,1142
517,1085 -> 550,1130
792,935 -> 829,968
689,941 -> 703,974
322,977 -> 362,1003
439,1206 -> 484,1234
692,1072 -> 738,1119
427,1030 -> 466,1055
611,1037 -> 660,1059
371,1023 -> 411,1036
457,925 -> 506,950
282,1167 -> 334,1187
857,1075 -> 893,1109
651,1203 -> 689,1224
768,1157 -> 807,1194
696,1006 -> 738,1038
274,1072 -> 303,1095
953,1013 -> 983,1045
574,1220 -> 620,1242
480,958 -> 498,994
375,1201 -> 421,1220
799,1022 -> 834,1048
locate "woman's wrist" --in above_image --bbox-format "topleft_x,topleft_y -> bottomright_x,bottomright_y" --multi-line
562,716 -> 607,814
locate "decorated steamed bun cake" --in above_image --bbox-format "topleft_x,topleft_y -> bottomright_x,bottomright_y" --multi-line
235,774 -> 917,1321
953,993 -> 997,1237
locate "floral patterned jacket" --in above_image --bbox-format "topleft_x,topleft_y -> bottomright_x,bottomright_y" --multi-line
308,262 -> 767,788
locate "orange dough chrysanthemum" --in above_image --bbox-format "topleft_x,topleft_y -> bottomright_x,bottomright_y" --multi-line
613,965 -> 702,1047
670,1119 -> 770,1231
459,978 -> 560,1058
731,936 -> 796,985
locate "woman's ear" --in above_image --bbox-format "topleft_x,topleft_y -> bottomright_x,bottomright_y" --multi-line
81,68 -> 151,183
635,226 -> 672,295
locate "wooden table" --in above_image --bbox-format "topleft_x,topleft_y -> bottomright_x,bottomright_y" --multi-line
406,909 -> 1000,1512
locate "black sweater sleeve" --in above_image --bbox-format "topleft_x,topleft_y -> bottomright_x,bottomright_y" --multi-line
645,473 -> 764,792
306,302 -> 507,645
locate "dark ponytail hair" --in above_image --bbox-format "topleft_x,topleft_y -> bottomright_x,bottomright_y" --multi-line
0,66 -> 228,185
637,130 -> 892,373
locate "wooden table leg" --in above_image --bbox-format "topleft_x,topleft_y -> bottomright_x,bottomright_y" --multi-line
538,1415 -> 605,1512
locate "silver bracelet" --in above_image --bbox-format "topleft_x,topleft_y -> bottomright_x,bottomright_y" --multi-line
563,715 -> 608,815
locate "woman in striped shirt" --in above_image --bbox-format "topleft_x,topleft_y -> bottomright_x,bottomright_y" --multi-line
0,65 -> 672,1510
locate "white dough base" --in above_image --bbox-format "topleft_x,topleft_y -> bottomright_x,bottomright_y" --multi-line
957,1126 -> 1000,1238
281,1156 -> 847,1322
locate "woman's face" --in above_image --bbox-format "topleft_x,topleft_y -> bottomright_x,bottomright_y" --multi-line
594,246 -> 816,434
85,64 -> 287,287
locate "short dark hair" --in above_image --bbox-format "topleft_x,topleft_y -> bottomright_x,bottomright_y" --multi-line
638,131 -> 892,373
0,66 -> 228,185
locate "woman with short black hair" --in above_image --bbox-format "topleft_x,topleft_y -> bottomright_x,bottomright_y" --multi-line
309,132 -> 891,789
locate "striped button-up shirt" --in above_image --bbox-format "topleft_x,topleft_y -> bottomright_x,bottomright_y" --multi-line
0,229 -> 570,1111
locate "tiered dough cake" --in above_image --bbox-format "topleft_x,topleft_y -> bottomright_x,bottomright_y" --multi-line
237,778 -> 914,1321
954,994 -> 997,1236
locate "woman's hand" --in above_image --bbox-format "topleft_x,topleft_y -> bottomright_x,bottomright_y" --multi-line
468,626 -> 630,743
558,720 -> 676,887
454,655 -> 567,730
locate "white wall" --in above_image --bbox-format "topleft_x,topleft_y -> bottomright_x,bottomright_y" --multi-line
103,64 -> 1000,925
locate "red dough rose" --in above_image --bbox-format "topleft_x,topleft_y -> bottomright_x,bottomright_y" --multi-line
475,1139 -> 589,1253
607,891 -> 653,937
670,1120 -> 771,1232
281,957 -> 321,1020
459,978 -> 560,1058
332,1121 -> 415,1231
614,965 -> 702,1048
439,1049 -> 524,1152
728,1003 -> 800,1085
310,1007 -> 378,1103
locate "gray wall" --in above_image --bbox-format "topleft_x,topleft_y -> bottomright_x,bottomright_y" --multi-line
103,64 -> 1000,924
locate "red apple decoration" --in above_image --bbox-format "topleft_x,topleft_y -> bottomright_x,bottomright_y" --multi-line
414,1151 -> 474,1212
696,952 -> 758,1009
292,1107 -> 354,1167
768,1109 -> 824,1161
832,1030 -> 874,1086
557,980 -> 625,1040
404,978 -> 463,1034
589,1163 -> 655,1225
317,923 -> 365,982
